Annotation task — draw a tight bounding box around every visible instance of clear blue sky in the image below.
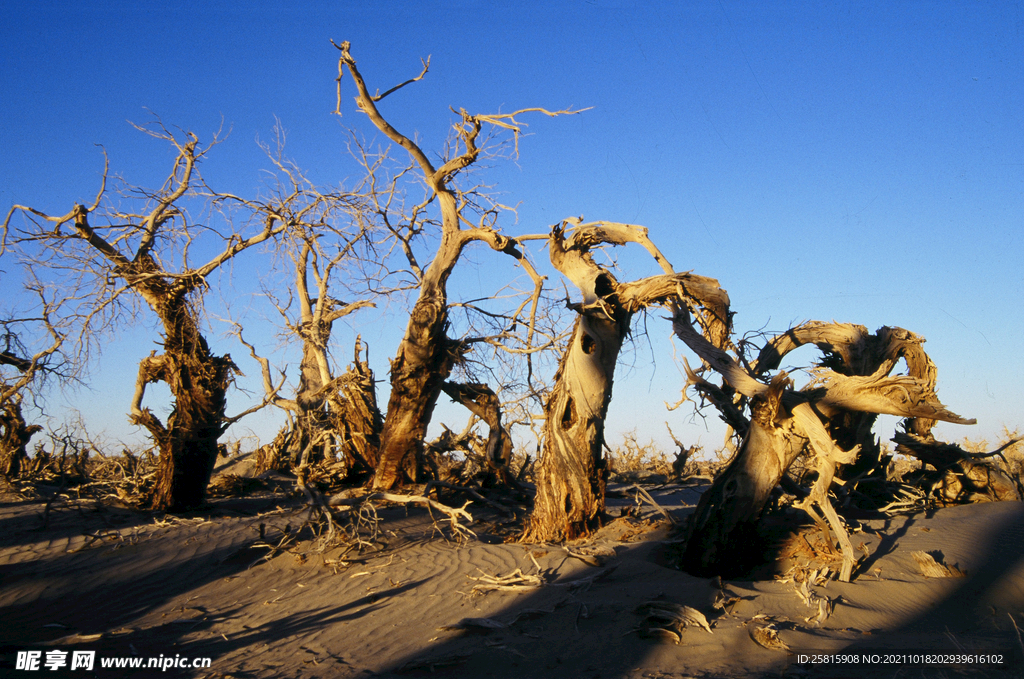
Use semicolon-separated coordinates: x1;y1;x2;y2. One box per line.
2;1;1021;454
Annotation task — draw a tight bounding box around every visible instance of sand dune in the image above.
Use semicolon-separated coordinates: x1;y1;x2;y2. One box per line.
2;483;1022;678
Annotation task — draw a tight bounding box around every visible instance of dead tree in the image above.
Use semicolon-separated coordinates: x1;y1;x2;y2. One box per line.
231;132;379;475
0;399;39;479
525;219;731;541
0;288;65;479
892;430;1020;504
751;322;943;480
673;310;976;580
3;124;287;510
440;381;514;483
329;339;384;476
334;41;571;491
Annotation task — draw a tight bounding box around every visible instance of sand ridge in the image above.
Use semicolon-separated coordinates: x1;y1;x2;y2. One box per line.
1;485;1023;678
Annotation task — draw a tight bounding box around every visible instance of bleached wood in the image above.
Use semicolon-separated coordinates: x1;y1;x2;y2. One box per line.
335;41;579;491
674;308;976;576
528;221;734;541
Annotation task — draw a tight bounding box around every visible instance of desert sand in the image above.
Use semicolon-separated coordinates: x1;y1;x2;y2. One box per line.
2;467;1024;679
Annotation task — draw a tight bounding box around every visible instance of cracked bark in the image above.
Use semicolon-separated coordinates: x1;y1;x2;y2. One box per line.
0;397;41;478
674;313;976;577
130;278;237;511
525;220;730;541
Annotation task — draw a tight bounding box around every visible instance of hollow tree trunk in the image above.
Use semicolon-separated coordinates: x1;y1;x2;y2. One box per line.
525;221;732;542
0;397;41;479
523;223;635;541
525;312;624;541
131;283;236;512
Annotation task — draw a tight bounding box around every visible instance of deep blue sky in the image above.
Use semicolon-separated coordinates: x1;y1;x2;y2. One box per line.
2;1;1021;453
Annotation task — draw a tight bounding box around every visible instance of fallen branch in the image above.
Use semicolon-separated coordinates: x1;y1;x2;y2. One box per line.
629;484;679;525
425;480;517;517
468;568;544;594
328;489;476;539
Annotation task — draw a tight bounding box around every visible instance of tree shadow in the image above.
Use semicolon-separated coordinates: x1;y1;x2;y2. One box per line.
375;495;1024;679
100;581;428;679
832;504;1024;675
367;485;740;679
0;497;306;664
0;497;157;551
0;493;445;678
0;494;291;552
4;485;1024;679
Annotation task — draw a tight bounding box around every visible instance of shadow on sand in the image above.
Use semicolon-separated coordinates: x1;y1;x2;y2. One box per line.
2;488;1024;678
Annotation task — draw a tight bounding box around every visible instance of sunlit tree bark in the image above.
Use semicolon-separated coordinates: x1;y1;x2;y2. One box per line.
525;220;731;541
334;41;572;491
4;124;287;510
673;309;976;579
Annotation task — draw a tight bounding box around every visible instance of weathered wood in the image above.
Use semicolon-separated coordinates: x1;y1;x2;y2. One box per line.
752;322;959;478
328;488;475;539
679;374;805;575
526;220;730;541
373;317;462;489
6;129;287;511
129;284;239;512
337;41;486;491
0;396;41;478
791;402;859;581
894;431;1020;503
335;42;579;491
524;222;637;541
329;340;384;477
674;306;978;576
441;382;513;483
525;314;619;541
0;328;59;479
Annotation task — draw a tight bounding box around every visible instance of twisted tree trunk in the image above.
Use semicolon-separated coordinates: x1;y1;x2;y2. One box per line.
0;396;41;479
131;279;236;512
677;375;807;576
752;323;945;480
374;289;464;488
6;129;286;511
525;314;621;541
335;42;561;492
526;221;730;541
674;311;976;577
